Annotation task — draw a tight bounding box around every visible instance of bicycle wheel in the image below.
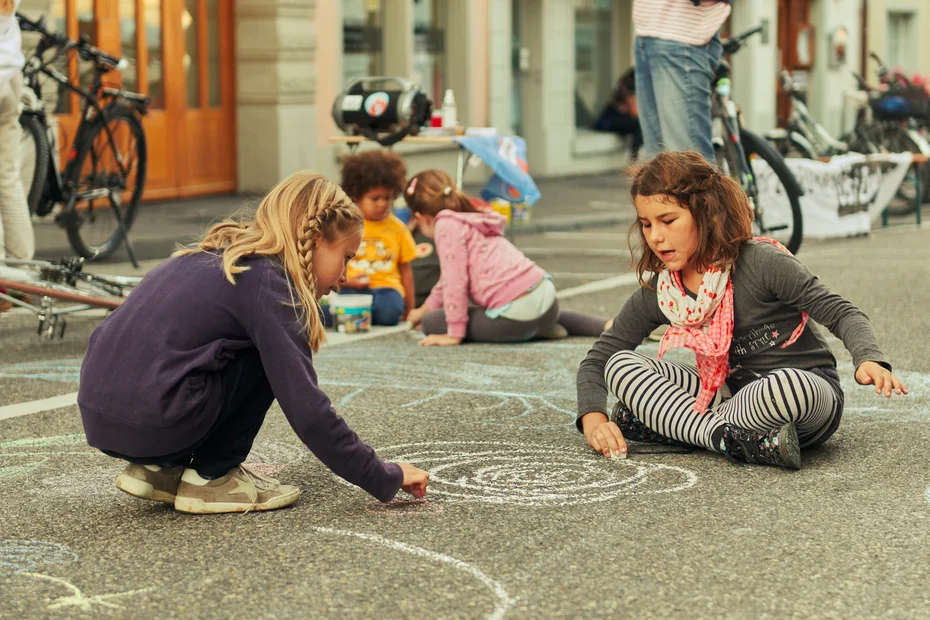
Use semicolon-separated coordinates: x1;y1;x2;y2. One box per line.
18;112;49;216
64;104;147;260
740;129;805;254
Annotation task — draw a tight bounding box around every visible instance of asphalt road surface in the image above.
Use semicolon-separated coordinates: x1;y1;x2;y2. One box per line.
2;223;928;619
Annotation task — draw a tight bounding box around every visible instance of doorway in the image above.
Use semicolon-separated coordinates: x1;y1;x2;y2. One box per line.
54;0;236;201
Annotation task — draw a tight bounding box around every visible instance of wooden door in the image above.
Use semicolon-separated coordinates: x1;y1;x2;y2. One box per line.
53;0;236;201
175;0;236;197
776;0;813;124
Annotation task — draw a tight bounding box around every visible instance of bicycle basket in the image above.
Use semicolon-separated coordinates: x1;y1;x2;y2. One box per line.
870;94;913;121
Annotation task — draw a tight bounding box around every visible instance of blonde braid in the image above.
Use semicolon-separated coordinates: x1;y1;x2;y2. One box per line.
292;199;365;352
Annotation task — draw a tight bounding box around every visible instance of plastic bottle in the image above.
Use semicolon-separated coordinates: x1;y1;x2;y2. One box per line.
441;89;457;130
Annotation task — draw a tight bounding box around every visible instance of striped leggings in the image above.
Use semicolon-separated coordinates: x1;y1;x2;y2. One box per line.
604;351;840;451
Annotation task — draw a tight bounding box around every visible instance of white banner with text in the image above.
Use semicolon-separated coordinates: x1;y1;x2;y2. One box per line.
753;153;913;239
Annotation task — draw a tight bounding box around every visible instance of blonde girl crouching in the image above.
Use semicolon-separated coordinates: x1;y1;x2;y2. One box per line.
79;171;429;514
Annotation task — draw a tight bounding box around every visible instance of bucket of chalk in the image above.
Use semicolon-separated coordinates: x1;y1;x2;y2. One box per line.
329;293;373;333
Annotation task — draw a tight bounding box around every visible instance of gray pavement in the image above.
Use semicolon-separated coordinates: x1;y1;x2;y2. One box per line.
2;214;929;618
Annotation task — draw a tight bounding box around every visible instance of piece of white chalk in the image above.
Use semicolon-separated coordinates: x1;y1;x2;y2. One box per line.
609;451;627;460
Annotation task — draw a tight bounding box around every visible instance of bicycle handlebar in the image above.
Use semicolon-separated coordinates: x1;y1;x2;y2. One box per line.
17;12;123;70
722;25;765;56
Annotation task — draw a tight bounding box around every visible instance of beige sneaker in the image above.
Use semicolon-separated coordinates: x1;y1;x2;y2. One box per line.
115;463;184;503
173;464;301;514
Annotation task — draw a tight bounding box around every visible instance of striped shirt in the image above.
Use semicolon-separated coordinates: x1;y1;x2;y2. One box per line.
633;0;731;46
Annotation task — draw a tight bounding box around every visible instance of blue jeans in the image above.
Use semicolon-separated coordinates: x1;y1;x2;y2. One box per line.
334;287;405;326
634;34;722;163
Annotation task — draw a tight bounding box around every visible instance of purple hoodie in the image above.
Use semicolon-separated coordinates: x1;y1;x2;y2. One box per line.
424;210;545;338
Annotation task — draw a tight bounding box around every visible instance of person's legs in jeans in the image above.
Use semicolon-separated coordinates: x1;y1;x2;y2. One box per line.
370;287;404;325
0;74;35;260
634;36;663;160
648;35;721;163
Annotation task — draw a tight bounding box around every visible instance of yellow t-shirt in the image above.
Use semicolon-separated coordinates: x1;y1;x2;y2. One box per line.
347;215;418;295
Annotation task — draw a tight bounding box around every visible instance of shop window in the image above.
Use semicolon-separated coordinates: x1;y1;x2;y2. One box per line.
412;0;445;105
574;0;613;128
343;0;384;87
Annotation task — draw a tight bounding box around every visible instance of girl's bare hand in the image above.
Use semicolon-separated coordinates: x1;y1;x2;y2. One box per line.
418;334;462;347
407;306;427;329
581;412;627;458
397;463;429;499
855;361;908;398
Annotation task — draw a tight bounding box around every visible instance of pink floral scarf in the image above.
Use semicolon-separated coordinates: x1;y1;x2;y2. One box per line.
656;238;808;412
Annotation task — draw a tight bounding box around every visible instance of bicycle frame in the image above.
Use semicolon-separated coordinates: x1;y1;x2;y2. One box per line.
787;95;848;157
0;258;139;339
712;75;757;200
23;46;134;207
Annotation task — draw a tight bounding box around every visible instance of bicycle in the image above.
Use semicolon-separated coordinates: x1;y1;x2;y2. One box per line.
712;26;805;254
15;12;149;266
0;256;140;339
766;71;852;160
846;52;930;215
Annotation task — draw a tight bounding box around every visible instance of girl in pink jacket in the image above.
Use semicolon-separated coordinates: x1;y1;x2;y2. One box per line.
404;169;611;346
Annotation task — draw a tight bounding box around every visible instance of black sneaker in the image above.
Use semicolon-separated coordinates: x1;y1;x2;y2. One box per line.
719;422;801;470
609;402;686;446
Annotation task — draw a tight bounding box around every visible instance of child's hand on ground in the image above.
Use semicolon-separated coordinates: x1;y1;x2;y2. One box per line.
581;411;627;458
342;275;370;289
855;361;908;397
418;334;463;347
407;306;427;329
398;463;430;499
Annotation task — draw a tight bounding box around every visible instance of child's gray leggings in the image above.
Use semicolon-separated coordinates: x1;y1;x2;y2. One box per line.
421;301;606;343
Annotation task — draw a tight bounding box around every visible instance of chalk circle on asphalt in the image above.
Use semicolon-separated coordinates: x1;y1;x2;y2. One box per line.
363;498;444;516
346;441;698;506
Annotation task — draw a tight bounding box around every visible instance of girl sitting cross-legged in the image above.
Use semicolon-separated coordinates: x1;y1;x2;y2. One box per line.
577;151;907;470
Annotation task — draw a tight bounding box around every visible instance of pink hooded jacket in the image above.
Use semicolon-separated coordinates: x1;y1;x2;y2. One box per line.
423;210;546;338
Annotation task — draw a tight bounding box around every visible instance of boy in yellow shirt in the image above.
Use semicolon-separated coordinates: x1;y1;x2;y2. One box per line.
339;150;417;325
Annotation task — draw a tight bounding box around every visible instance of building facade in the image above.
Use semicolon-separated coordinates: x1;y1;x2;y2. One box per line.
16;0;928;199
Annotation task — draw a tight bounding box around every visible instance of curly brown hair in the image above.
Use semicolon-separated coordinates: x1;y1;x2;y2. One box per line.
628;151;753;286
340;150;407;202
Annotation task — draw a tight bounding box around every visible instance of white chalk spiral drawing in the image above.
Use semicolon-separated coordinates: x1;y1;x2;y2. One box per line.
0;539;153;612
311;527;515;620
349;441;698;506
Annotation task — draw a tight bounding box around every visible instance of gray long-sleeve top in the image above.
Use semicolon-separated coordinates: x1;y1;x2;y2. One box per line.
576;240;889;429
79;253;403;502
